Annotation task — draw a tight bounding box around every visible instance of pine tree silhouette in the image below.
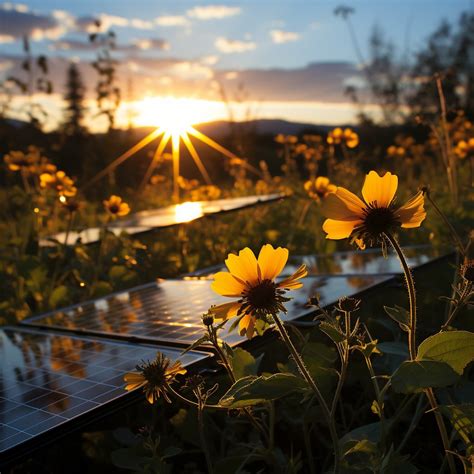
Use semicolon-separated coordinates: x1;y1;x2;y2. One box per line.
62;62;87;136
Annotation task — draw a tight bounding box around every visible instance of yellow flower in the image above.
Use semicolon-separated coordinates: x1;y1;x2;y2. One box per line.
210;244;307;339
321;171;426;247
327;127;359;148
124;352;186;404
40;170;77;197
304;176;337;201
454;138;474;159
275;134;298;145
4;150;34;171
103;195;130;217
387;145;406;158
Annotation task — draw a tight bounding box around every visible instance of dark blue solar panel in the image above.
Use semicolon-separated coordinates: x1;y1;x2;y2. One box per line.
23;275;390;347
0;327;208;457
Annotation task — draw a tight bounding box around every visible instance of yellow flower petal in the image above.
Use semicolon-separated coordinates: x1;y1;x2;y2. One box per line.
225;247;259;285
396;192;426;228
321;190;364;221
361;171;398;208
257;244;289;281
210;301;241;320
322;218;362;239
278;264;307;289
124;372;145;383
211;272;246;297
239;314;256;339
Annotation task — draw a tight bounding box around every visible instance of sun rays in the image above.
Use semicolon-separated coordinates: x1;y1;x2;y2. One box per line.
83;97;261;201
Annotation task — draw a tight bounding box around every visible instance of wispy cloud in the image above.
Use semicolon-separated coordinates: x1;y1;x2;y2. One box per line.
270;29;300;44
155;15;190;27
52;37;169;52
0;3;66;41
132;38;169;51
187;5;241;20
215;37;256;53
74;13;154;33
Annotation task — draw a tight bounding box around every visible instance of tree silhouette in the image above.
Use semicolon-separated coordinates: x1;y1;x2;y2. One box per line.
62;62;87;136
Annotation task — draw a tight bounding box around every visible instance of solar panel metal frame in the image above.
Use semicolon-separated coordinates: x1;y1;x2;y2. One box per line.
0;326;211;467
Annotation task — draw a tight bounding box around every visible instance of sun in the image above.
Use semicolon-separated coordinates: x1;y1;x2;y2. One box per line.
132;97;223;135
85;96;262;202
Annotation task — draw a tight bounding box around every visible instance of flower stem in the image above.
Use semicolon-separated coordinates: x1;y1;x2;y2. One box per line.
425;388;456;474
209;327;270;444
384;233;456;473
424;191;465;257
384;232;417;359
197;397;213;474
442;280;472;330
272;313;340;473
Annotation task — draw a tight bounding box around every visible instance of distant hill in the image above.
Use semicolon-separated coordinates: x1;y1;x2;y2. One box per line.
1;117;355;139
131;119;354;140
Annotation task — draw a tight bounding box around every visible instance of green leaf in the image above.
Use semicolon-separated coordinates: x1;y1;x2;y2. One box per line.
391;360;460;394
219;373;308;408
417;331;474;375
441;404;474;448
48;285;70;309
182;335;209;355
319;321;345;344
340;422;384;447
384;305;410;331
230;347;262;380
90;281;113;297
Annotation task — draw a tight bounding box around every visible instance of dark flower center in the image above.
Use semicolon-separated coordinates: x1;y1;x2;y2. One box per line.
246;279;277;311
142;362;167;387
109;204;119;214
362;206;399;236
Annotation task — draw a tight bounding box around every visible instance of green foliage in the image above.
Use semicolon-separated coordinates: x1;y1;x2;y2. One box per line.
417;330;474;374
391;360;460;393
219;373;308;408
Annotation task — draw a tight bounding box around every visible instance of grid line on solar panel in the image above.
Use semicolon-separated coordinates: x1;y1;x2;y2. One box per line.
0;327;208;454
22;275;391;347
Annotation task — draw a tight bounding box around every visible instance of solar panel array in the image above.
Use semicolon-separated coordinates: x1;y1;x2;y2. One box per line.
190;246;438;278
40;193;285;247
0;327;206;459
1;241;445;464
23;275;389;347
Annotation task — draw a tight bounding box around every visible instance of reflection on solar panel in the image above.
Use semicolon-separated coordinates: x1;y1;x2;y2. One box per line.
0;327;207;458
40;193;285;247
190;246;439;278
23;275;389;347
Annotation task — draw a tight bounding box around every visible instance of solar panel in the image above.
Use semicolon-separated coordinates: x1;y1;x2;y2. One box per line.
23;275;390;347
0;327;208;459
40;193;285;247
190;246;439;278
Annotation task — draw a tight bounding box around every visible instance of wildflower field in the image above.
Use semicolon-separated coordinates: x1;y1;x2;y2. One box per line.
1;2;474;473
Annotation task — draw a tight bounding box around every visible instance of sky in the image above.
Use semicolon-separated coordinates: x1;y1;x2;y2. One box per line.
0;0;472;131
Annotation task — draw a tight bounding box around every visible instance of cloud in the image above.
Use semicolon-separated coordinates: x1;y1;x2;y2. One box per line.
52;37;169;52
215;37;256;53
74;13;153;33
155;15;190;27
187;5;241;20
201;55;219;65
132;38;169;51
0;3;66;41
270;30;300;44
130;18;153;29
